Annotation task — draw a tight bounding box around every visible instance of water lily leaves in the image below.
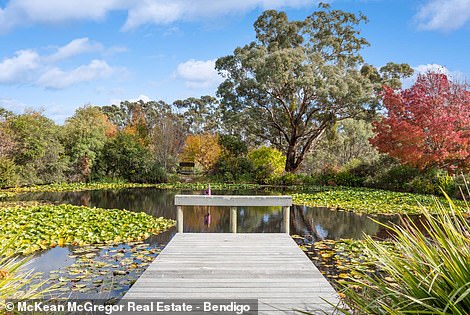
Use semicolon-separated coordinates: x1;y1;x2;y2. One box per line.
34;242;164;300
292;187;466;215
296;237;397;291
0;204;175;255
113;270;127;276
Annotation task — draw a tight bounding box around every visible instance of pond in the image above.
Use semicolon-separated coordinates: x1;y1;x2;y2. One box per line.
15;188;405;299
18;187;402;238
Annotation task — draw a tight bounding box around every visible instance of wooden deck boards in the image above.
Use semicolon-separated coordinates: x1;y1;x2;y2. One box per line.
122;233;341;314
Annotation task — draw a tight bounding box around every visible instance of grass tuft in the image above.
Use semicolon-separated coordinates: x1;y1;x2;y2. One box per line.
338;191;470;314
1;241;48;308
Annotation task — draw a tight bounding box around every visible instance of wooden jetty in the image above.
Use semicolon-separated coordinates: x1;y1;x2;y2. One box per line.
122;196;340;314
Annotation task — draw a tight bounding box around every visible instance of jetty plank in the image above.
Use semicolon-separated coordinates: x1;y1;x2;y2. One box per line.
122;233;341;314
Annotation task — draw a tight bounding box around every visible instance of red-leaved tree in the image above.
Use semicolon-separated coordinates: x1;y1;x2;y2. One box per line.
370;72;470;172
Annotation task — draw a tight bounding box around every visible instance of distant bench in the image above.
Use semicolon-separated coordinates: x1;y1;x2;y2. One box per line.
178;162;195;175
174;195;292;234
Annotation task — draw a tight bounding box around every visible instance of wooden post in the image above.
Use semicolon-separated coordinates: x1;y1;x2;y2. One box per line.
282;206;290;234
177;206;183;233
230;207;237;233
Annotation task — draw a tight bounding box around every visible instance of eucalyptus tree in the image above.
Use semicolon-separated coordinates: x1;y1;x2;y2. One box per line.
173;96;220;134
102;100;185;171
216;4;412;172
102;100;173;132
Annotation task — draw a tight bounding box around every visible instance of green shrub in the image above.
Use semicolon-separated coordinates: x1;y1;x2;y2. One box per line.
141;163;168;183
0;157;19;188
218;135;248;156
401;169;459;198
334;170;364;187
312;166;340;186
310;165;364;187
212;156;256;182
275;173;299;185
365;164;419;191
92;133;168;183
339;193;470;314
248;147;286;184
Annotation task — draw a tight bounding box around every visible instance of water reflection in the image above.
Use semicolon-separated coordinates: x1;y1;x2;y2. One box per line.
18;188;402;240
16;188;407;299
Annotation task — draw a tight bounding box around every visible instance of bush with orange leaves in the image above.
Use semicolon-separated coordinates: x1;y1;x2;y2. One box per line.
180;134;222;173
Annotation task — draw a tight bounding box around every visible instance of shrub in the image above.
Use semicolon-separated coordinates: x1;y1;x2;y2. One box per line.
269;173;315;186
365;164;419;191
311;165;340;186
180;134;222;173
0;157;19;188
339;193;470;314
218;135;248;156
334;170;364;187
311;165;365;187
93;133;167;183
212;156;256;183
248;147;286;184
404;169;458;197
141;163;168;183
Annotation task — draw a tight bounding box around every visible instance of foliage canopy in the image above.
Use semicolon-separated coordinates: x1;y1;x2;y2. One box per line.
370;72;470;173
216;4;412;172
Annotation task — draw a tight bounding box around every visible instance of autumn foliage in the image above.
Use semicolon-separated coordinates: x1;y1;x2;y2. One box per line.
180;134;222;173
370;72;470;172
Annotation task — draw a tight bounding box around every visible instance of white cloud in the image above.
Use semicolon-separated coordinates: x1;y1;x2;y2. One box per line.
109;94;152;106
37;60;116;89
123;0;311;30
123;1;182;30
0;38;123;88
414;64;466;81
0;0;312;32
0;49;40;84
0;97;27;113
402;64;467;88
0;0;125;32
415;0;470;31
47;38;103;62
174;59;223;89
133;94;152;102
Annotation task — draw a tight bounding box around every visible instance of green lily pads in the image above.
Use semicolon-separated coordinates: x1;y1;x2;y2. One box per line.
0;204;175;254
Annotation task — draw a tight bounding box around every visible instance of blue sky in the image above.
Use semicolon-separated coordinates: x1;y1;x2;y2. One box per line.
1;0;469;123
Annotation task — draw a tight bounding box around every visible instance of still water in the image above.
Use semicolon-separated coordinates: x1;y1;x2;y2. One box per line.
16;188;403;299
19;187;400;239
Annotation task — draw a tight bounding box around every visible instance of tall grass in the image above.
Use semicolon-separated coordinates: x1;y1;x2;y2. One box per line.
0;243;46;310
339;191;470;314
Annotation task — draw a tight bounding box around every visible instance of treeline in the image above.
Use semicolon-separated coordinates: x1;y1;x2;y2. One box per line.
0;97;287;188
0;97;284;188
0;98;467;198
0;100;184;187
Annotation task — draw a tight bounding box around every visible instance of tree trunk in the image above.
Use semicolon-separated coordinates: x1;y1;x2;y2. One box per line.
285;143;299;173
284;126;328;173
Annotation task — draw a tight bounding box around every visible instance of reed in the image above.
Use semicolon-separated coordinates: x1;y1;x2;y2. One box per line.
0;242;47;310
339;190;470;314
